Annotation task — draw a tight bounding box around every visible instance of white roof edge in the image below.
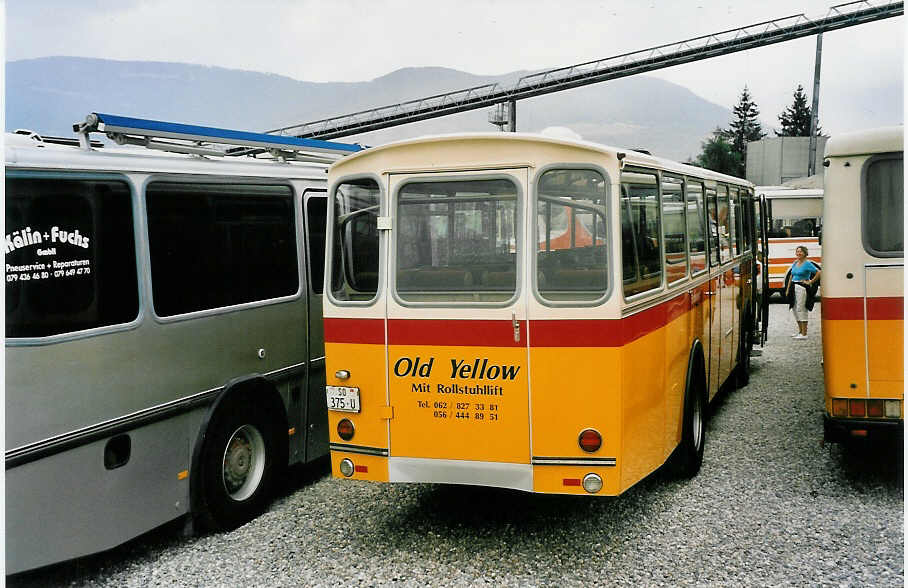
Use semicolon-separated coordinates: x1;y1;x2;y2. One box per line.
5;132;330;179
756;186;824;198
825;126;903;158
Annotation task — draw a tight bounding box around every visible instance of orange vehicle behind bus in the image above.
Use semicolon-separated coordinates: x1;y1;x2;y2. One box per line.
821;126;903;442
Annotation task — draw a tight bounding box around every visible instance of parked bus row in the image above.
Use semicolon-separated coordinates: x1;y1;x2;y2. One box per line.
6;119;901;575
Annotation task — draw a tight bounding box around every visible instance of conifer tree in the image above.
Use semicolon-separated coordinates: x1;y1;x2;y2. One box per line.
775;84;821;136
720;86;765;176
694;128;742;177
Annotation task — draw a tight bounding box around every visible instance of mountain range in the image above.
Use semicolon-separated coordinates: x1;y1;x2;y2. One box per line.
6;57;735;161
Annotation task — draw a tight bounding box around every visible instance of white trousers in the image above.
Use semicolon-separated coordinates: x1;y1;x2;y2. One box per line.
792;285;809;322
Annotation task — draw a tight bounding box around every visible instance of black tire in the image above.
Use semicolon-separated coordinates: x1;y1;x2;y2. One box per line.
197;397;281;531
735;315;753;387
670;361;706;479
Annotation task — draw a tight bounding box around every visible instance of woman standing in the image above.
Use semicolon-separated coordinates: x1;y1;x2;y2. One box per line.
786;245;821;339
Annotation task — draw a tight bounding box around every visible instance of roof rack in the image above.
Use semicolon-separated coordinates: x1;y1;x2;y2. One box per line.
74;112;364;163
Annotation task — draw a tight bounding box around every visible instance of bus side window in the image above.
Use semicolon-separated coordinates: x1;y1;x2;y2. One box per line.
146;182;298;316
706;188;720;267
728;187;739;257
686;180;707;274
717;185;730;262
6;177;139;338
305;195;330;294
621;169;662;297
662;174;687;284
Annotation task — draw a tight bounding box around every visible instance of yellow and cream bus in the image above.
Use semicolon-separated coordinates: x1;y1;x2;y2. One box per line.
322;133;761;496
757;186;823;295
821;126;903;443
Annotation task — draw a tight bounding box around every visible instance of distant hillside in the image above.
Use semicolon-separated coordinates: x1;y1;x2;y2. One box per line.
6;57;733;161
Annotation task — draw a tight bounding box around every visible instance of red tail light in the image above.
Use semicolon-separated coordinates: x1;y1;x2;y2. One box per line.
562;478;581;486
849;399;866;417
337;418;355;441
832;398;848;417
578;429;602;453
867;399;884;417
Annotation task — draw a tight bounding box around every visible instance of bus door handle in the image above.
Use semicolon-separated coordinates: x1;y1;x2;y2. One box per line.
512;313;521;343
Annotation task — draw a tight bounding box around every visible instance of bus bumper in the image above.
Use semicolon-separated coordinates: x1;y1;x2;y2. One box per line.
823;415;903;444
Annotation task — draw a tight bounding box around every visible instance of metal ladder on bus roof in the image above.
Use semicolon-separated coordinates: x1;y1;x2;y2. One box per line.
74;112;364;163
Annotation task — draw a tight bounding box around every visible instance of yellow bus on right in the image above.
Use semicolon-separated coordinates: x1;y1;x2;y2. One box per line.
821;126;903;443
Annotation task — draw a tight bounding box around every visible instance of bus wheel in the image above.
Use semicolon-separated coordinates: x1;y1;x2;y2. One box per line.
670;368;706;478
198;398;279;531
735;317;753;387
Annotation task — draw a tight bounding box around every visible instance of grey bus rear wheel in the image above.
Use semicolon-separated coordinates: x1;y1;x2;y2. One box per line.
198;398;279;531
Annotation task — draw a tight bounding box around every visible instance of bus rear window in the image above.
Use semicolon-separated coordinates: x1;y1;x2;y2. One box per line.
5;177;138;338
863;155;903;256
396;179;518;303
536;169;608;301
332;179;381;301
146;182;298;316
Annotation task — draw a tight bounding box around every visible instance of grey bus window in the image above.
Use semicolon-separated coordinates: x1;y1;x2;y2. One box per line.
662;174;687;284
728;187;739;257
397;179;518;303
621;170;662;297
306;196;329;295
706;188;720;267
863;156;904;256
6;177;138;338
333;179;380;301
537;169;608;301
687;181;707;274
717;185;731;263
147;183;298;317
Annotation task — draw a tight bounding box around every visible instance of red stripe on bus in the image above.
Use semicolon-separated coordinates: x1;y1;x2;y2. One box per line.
769;237;819;243
529;291;691;347
822;297;904;320
388;319;525;347
324;318;385;344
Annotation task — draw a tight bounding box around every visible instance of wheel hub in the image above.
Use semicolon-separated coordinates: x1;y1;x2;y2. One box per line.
221;424;266;500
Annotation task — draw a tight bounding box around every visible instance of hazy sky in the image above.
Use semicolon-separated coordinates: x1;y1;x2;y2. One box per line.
4;0;905;136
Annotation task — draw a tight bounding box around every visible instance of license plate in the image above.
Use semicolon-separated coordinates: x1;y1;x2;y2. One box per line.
326;386;361;413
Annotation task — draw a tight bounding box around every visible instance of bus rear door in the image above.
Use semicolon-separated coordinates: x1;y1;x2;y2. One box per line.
384;170;533;491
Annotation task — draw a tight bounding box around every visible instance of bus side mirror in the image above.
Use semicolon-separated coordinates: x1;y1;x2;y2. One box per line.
817;228;822;246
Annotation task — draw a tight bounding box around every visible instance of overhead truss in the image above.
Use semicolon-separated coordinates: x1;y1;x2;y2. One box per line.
270;0;902;140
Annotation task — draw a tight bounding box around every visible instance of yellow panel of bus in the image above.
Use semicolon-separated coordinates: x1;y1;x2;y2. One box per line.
323;133;759;496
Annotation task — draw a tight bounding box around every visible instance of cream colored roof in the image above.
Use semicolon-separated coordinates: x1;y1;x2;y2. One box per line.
330;132;752;187
825;126;903;158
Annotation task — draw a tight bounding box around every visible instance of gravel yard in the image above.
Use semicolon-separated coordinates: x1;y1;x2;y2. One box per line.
9;302;903;587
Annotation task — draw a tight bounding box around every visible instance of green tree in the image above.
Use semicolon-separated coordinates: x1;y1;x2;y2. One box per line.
775;84;822;136
694;128;742;177
720;86;765;176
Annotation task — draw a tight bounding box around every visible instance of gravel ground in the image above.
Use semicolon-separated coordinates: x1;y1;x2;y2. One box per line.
9;302;903;587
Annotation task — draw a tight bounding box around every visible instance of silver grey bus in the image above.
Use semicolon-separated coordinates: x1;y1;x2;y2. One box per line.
4;121;359;574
